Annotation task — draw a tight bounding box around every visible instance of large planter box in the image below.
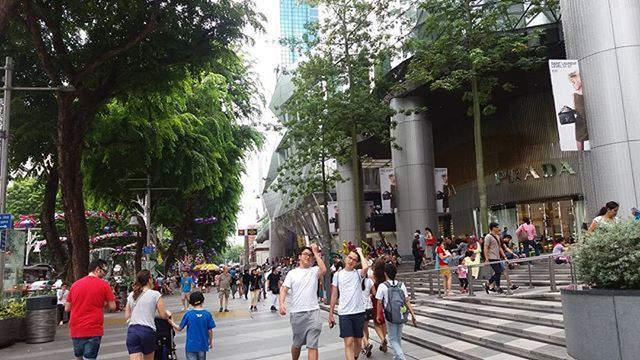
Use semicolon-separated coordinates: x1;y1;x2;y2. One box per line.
561;285;640;360
0;317;23;348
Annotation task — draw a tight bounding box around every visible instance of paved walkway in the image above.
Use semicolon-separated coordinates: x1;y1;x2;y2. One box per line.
1;291;449;360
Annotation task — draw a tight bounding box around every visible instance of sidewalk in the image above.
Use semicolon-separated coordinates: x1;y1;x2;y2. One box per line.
0;290;450;360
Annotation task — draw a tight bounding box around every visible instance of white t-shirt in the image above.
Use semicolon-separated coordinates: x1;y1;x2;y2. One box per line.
282;266;320;313
332;269;365;315
362;277;373;310
375;280;408;308
127;289;162;330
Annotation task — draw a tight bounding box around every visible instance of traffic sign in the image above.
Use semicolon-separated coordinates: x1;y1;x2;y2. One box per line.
0;214;13;229
143;246;155;254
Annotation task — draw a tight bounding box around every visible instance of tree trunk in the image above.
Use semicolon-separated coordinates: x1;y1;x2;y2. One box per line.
134;216;147;274
40;166;67;277
471;77;488;235
57;96;99;281
0;0;16;35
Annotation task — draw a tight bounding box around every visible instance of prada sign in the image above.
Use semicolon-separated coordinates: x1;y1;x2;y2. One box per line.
495;161;576;185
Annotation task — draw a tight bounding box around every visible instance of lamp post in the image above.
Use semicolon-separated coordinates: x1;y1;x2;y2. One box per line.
0;56;75;295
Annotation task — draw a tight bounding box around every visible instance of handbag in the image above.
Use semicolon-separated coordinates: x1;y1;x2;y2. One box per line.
558;105;576;125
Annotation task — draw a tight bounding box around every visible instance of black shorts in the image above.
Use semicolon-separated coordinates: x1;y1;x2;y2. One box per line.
364;308;374;321
339;312;365;338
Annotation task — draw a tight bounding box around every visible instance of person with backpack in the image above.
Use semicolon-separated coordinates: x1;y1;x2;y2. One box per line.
516;217;538;257
328;247;369;360
375;262;417;360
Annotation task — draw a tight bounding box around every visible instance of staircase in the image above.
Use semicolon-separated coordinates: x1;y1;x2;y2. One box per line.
365;258;575;359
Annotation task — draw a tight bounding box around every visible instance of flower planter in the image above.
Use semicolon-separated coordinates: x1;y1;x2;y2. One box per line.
561;285;640;360
0;317;23;348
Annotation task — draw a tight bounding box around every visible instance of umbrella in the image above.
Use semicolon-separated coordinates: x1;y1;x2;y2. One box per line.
193;264;218;271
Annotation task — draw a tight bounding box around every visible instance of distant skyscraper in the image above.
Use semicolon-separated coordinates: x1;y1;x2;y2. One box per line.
279;0;318;65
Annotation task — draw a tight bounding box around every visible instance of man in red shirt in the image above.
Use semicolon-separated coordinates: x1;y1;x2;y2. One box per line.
65;259;116;360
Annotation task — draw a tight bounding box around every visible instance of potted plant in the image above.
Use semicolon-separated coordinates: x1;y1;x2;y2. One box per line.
561;220;640;360
0;298;26;348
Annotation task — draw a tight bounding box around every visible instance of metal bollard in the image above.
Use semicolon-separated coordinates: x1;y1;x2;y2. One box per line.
548;256;557;292
468;268;475;296
436;272;442;298
527;261;534;288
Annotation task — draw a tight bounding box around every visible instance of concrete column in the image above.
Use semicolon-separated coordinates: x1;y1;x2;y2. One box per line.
562;0;640;215
268;221;287;260
336;161;362;243
390;96;438;257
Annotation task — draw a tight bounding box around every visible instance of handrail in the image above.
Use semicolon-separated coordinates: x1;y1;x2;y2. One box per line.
398;251;575;298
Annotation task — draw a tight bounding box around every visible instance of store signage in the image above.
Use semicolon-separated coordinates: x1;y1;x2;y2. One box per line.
247;229;258;236
494;161;576;185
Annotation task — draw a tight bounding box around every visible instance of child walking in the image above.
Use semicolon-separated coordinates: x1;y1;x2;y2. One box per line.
169;291;216;360
457;258;469;294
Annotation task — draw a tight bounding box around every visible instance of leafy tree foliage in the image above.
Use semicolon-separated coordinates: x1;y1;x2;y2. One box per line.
405;0;550;233
6;177;43;216
3;0;262;280
277;0;402;243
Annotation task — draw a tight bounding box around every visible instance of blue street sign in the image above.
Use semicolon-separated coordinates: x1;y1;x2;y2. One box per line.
143;246;155;254
0;214;13;229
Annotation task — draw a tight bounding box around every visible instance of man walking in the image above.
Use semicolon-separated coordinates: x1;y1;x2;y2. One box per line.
180;271;195;310
328;247;369;360
267;266;282;311
484;222;507;294
65;259;116;360
411;234;422;272
280;244;327;360
218;266;232;312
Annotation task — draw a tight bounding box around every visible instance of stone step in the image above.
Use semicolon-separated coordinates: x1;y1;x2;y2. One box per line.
414;306;566;346
413;314;572;360
417;298;564;328
401;322;529;360
456;296;563;314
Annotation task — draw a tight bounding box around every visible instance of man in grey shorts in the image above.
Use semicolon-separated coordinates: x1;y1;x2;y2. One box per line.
280;243;327;360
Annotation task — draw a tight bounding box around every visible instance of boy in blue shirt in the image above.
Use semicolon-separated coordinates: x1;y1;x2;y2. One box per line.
169;291;215;360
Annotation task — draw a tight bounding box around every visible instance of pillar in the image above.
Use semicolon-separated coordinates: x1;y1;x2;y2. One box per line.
562;0;640;216
390;96;438;257
336;161;363;244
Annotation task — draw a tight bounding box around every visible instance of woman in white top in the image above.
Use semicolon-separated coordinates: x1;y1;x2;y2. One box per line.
125;269;170;360
361;272;375;357
588;201;620;233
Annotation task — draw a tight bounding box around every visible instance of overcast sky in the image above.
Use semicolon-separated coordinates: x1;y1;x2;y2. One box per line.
231;0;282;244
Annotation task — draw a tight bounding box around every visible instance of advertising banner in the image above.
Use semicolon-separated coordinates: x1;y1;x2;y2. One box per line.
328;201;339;233
435;168;454;214
379;167;396;214
549;60;590;151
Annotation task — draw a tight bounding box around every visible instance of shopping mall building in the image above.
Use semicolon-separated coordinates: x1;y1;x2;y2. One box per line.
262;0;640;258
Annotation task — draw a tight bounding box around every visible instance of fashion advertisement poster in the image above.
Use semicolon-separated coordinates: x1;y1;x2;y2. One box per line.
379;167;396;213
435;168;454;214
549;60;591;151
328;201;339;233
364;201;374;232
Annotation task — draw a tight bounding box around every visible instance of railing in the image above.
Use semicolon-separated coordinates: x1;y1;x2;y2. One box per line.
398;252;577;299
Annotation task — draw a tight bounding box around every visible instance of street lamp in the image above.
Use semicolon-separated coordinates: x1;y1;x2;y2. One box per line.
0;56;75;295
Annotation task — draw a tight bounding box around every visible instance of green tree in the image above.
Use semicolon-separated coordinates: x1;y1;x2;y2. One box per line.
278;0;401;244
6;177;43;216
215;244;245;264
405;0;551;233
4;1;262;280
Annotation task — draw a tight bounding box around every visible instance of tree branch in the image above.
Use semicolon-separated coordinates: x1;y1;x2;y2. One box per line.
22;0;61;84
73;0;161;85
40;1;77;77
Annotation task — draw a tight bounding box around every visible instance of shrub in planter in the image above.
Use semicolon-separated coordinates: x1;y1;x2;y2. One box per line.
562;220;640;360
0;298;27;348
573;220;640;289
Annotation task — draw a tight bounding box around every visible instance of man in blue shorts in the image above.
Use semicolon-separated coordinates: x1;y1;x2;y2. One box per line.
180;271;195;310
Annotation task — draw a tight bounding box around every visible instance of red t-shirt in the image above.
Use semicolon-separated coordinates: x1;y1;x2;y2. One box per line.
426;234;435;246
436;245;448;267
68;275;115;338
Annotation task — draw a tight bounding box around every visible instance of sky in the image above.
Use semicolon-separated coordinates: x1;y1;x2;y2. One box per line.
230;0;282;245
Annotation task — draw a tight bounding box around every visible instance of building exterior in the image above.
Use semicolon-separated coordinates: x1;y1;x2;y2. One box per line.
264;1;639;259
279;0;319;65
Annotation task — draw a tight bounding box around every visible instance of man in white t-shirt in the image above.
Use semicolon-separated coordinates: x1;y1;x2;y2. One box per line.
328;247;368;360
279;243;327;360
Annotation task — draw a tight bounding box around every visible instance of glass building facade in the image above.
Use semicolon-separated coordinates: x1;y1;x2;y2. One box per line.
279;0;318;65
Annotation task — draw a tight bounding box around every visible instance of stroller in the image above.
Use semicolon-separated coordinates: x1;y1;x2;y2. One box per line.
154;317;178;360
